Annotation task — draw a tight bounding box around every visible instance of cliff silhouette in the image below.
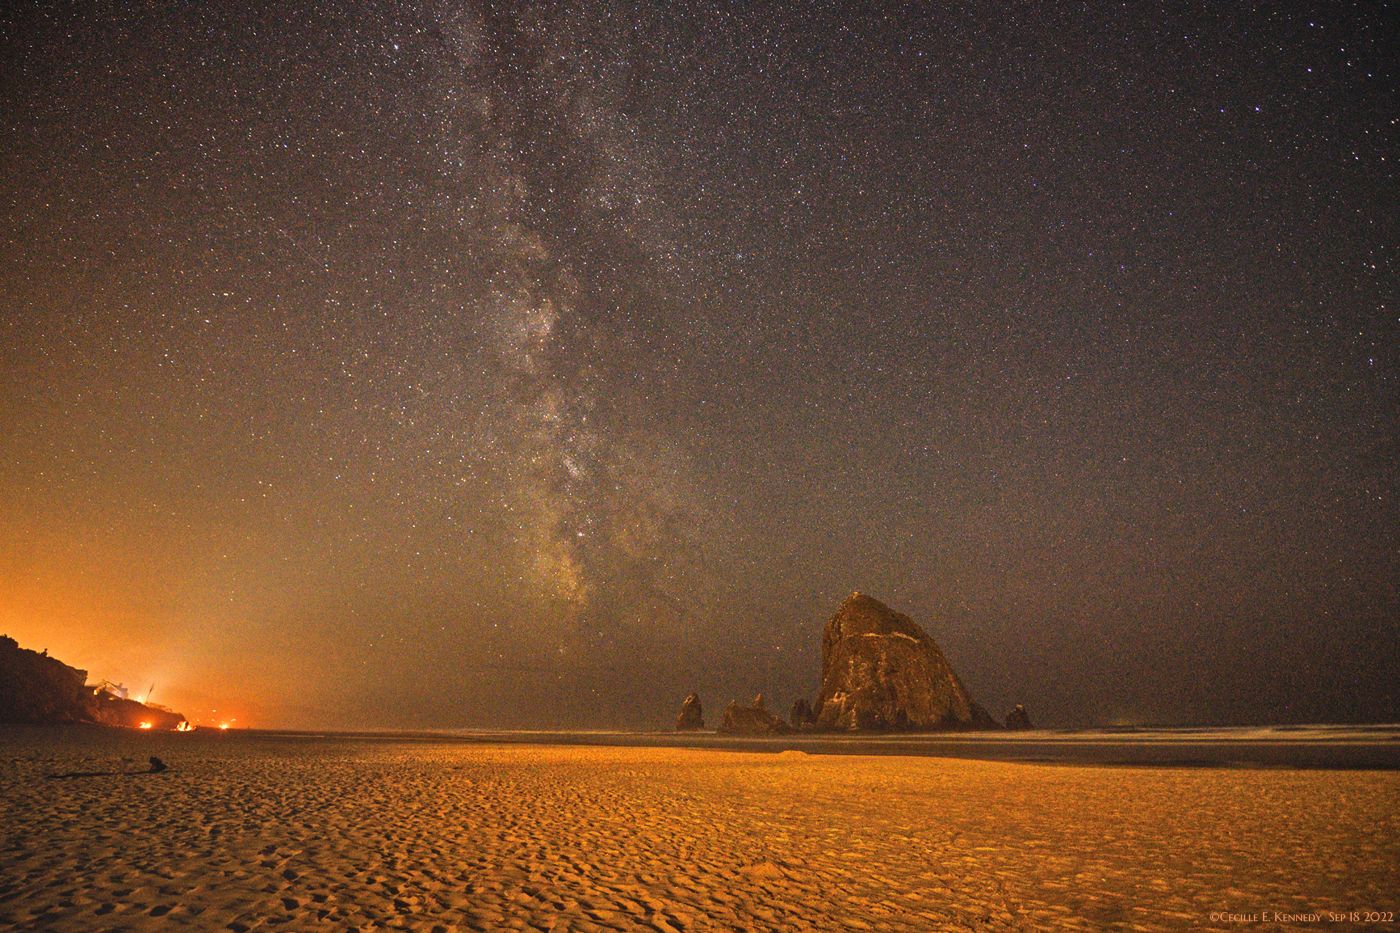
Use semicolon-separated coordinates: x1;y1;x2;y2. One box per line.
0;635;187;729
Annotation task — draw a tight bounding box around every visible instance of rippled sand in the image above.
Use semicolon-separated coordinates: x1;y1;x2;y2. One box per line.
2;732;1396;930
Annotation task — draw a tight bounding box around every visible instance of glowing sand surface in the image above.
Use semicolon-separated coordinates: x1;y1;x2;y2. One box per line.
2;729;1396;930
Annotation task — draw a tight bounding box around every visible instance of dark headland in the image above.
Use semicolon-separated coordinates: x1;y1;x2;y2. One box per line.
0;634;187;730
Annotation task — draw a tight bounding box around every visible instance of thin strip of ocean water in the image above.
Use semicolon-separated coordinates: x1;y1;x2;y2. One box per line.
9;723;1391;769
353;723;1400;769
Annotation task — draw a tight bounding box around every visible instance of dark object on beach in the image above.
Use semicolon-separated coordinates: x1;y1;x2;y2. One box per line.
1005;705;1034;730
675;693;705;731
789;697;816;729
815;592;981;731
717;694;791;735
47;756;173;780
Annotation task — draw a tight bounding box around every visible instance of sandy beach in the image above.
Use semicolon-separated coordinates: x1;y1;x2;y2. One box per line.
2;729;1396;931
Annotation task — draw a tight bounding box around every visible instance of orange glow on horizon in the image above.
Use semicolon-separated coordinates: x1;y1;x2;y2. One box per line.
137;721;152;729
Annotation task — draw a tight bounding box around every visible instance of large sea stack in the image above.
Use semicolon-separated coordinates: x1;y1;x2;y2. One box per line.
815;592;978;730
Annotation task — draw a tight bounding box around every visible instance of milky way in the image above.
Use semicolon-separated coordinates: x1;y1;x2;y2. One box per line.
421;4;703;637
1;2;1394;728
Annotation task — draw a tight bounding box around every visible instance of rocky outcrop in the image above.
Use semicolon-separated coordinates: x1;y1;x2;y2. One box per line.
0;635;187;729
815;593;979;730
717;694;791;735
1005;704;1033;730
675;693;705;731
0;635;91;723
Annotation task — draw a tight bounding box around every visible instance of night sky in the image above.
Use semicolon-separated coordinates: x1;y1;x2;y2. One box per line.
2;2;1394;730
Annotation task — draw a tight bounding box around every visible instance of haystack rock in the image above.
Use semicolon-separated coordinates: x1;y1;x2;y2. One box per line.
717;693;791;735
675;693;705;731
815;592;978;730
1005;704;1033;730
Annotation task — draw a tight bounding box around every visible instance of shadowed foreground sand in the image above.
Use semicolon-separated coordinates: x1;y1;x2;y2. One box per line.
3;737;1396;930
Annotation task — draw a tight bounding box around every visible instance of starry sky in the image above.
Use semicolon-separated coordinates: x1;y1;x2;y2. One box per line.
2;1;1395;730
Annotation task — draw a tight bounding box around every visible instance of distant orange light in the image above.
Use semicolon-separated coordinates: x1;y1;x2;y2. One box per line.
138;721;153;730
175;721;194;732
219;722;230;730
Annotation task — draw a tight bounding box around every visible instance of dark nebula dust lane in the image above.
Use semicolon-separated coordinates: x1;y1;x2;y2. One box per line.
0;2;1394;729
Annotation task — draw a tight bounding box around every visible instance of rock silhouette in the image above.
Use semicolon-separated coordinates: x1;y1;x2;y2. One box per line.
675;693;705;731
815;592;978;730
1005;704;1033;730
0;634;187;729
717;694;791;735
0;634;91;723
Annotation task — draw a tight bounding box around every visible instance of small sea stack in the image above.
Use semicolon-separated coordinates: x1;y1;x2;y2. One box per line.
675;693;705;731
717;694;790;735
1005;705;1034;730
